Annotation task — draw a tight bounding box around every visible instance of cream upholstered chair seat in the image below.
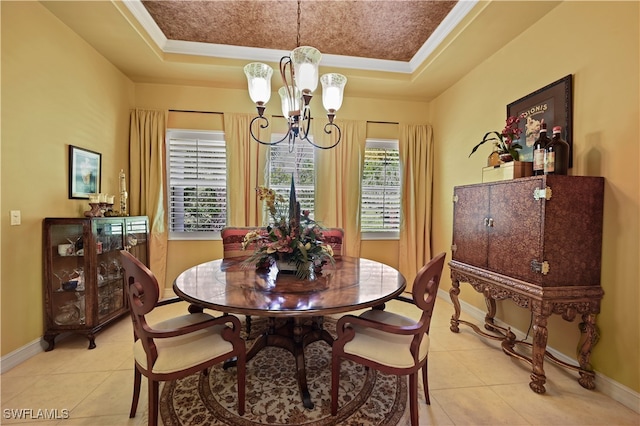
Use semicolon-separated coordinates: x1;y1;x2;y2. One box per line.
332;252;446;426
342;310;430;369
132;313;234;374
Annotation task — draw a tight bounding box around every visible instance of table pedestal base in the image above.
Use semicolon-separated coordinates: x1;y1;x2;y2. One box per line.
226;315;334;409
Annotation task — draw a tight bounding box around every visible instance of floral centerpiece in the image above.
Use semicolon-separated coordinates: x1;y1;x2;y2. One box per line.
241;180;335;279
469;114;525;162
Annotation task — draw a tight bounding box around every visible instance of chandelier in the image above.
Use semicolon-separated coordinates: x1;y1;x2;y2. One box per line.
243;3;347;150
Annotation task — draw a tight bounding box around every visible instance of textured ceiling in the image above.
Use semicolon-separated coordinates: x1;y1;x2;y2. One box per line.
40;1;563;101
141;0;457;62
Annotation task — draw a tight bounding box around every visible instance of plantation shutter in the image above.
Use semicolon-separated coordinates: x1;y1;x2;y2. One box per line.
167;130;227;234
361;139;401;233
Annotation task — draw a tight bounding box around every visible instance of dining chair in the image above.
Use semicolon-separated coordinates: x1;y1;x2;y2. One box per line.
322;228;344;259
221;226;260;259
119;250;246;426
331;252;446;426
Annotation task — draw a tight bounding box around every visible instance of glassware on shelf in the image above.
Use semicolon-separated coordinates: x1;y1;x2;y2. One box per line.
113;287;124;310
108;259;121;279
67;235;83;254
54;302;81;325
75;293;86;324
72;268;85;291
53;270;70;292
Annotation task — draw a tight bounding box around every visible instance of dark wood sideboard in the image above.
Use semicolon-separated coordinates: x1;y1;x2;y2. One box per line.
449;175;604;394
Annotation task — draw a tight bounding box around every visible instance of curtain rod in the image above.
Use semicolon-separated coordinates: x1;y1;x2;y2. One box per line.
169;109;224;115
367;120;399;125
169;109;287;119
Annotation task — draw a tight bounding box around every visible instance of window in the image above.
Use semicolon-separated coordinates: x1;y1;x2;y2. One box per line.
268;138;315;218
361;139;401;238
166;130;227;239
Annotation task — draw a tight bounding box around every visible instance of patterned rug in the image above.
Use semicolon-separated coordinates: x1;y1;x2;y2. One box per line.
159;317;409;425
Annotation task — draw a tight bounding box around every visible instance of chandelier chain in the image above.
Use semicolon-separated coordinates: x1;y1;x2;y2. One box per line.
296;0;301;48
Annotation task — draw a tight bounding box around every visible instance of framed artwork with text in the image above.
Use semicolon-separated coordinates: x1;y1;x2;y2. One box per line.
507;75;573;167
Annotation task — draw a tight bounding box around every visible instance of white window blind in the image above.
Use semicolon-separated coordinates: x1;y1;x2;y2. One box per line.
268;138;315;218
167;130;227;238
361;139;401;237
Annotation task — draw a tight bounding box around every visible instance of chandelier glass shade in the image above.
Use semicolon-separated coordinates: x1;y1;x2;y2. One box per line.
244;46;347;150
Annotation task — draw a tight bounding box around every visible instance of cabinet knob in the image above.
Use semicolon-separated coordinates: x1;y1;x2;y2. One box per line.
484;217;494;227
488;218;494;227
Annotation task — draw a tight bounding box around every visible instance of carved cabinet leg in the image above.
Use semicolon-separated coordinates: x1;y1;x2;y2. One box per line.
449;278;461;333
483;293;500;333
529;312;549;394
577;312;599;390
43;332;57;351
87;333;96;350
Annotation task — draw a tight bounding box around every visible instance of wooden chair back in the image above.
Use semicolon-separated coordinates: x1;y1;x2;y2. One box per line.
221;227;261;259
321;227;344;258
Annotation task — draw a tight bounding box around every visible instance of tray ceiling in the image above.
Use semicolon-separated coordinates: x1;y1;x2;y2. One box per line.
140;0;457;62
40;1;562;101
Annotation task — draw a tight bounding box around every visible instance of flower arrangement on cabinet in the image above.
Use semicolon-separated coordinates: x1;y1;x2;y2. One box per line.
241;182;335;279
469;114;525;161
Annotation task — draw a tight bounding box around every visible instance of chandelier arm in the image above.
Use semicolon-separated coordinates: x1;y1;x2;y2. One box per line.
288;132;295;153
280;56;294;104
298;107;312;141
305;122;342;150
249;116;291;146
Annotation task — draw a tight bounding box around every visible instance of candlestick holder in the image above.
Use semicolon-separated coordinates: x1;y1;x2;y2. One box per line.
120;190;128;217
84;203;103;217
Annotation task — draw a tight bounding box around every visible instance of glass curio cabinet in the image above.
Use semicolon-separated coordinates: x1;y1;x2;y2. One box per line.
42;216;149;350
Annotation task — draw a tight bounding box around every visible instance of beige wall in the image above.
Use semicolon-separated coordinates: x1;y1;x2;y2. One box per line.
1;2;134;355
430;1;639;392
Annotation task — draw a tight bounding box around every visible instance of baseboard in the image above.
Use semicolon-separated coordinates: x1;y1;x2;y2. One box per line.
436;288;640;414
1;337;45;374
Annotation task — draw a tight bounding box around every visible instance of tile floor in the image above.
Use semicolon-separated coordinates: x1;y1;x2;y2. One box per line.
1;297;638;425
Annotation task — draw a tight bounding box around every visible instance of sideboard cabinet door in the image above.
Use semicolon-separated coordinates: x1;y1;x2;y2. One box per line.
452;175;604;287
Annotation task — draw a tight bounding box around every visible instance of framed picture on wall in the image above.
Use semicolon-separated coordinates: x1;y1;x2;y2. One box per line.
69;145;101;199
507;75;573;167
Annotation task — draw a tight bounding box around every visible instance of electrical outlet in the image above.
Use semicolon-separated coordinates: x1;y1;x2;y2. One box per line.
10;210;21;226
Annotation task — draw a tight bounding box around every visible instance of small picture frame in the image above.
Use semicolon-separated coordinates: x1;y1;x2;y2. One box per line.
507;75;573;167
69;145;101;199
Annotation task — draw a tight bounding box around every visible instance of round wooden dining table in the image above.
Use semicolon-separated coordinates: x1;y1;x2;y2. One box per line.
173;256;406;408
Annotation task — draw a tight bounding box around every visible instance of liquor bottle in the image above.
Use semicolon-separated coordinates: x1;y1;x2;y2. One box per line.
532;120;549;175
544;126;570;175
487;142;501;167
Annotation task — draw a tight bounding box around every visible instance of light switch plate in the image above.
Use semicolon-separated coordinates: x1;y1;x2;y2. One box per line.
10;210;21;225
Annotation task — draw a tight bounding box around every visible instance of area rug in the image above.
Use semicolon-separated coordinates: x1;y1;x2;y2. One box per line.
159;317;409;425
